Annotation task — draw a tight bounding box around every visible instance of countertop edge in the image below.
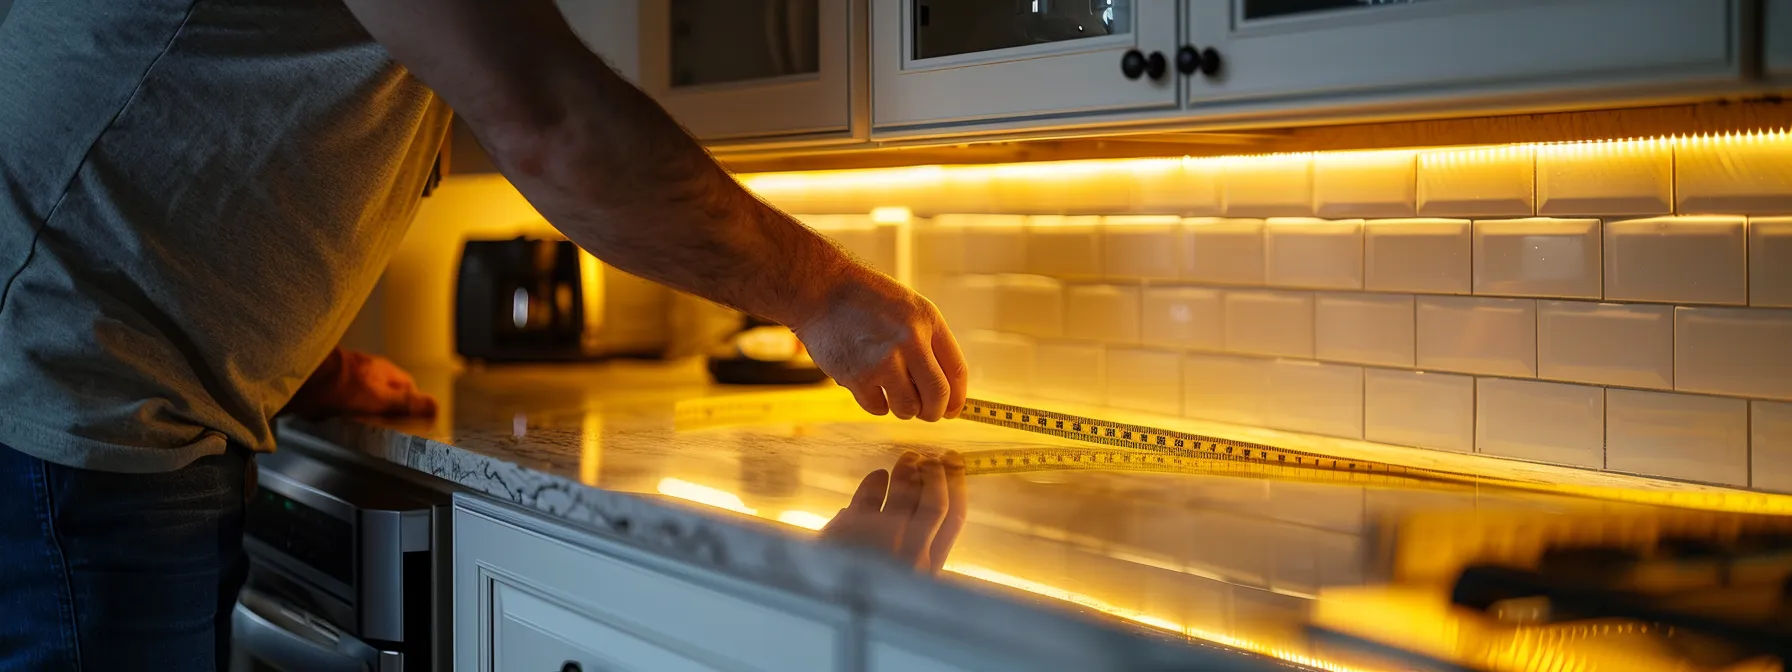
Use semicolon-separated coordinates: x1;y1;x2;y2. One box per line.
277;417;1245;670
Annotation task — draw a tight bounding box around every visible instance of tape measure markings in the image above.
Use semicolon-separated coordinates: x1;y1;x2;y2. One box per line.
960;398;1494;484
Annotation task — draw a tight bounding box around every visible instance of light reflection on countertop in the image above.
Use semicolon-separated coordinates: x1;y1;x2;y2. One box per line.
301;360;1792;672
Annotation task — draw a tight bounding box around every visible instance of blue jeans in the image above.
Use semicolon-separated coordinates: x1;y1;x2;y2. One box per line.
0;442;249;671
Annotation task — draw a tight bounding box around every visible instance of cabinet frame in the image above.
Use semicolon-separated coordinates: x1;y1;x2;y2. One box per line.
638;0;869;148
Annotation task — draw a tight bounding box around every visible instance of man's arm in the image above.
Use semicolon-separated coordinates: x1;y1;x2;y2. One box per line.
341;0;966;420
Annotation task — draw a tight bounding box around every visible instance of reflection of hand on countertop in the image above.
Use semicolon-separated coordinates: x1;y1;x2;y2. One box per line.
283;348;439;420
819;450;967;574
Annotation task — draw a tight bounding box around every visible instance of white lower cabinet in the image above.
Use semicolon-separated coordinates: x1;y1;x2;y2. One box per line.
454;500;851;672
863;623;1036;672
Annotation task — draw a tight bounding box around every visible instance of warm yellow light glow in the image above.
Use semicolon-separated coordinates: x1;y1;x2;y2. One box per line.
775;510;833;530
737;129;1790;215
869;206;913;224
944;563;1381;672
579;414;602;486
646;482;1384;670
655;478;757;515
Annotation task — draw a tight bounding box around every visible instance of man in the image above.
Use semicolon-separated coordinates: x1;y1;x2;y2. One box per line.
0;0;969;669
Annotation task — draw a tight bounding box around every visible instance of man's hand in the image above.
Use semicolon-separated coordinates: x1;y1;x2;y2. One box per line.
284;349;438;420
819;451;968;573
795;269;968;421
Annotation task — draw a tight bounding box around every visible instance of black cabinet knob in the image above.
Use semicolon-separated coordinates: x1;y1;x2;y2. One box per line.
1198;46;1222;76
1120;49;1146;79
1176;45;1202;75
1145;51;1167;80
1178;45;1223;77
562;662;582;672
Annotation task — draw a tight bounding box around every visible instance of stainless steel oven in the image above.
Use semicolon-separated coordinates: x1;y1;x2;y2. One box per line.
232;443;452;671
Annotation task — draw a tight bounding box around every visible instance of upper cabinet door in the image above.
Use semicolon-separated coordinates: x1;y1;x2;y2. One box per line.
872;0;1180;138
1768;0;1792;78
639;0;866;147
1183;0;1742;116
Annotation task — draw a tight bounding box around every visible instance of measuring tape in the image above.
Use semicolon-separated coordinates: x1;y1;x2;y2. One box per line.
674;393;1792;514
957;398;1792;515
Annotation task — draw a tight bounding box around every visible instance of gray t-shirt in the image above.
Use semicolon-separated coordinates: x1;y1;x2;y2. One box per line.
0;0;452;472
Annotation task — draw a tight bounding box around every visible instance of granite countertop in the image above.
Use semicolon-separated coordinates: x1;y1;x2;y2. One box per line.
280;359;1792;671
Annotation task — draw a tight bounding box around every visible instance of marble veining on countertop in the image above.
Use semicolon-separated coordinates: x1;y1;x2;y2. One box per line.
279;360;1792;671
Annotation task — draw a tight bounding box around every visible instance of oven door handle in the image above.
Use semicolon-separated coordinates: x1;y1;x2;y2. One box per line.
233;593;387;672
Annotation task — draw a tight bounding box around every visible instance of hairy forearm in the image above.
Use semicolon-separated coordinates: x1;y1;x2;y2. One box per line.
468;47;854;328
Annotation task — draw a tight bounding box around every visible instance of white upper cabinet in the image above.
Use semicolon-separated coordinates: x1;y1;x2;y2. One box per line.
558;0;643;82
1183;0;1743;117
1769;0;1792;78
872;0;1180;138
638;0;867;147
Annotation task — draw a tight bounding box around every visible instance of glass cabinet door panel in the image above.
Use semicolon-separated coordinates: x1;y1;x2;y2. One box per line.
912;0;1131;60
670;0;821;87
1242;0;1438;21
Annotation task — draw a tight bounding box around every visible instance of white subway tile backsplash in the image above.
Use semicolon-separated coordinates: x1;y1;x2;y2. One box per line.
1362;218;1472;294
1474;218;1602;299
967;331;1035;392
1184;353;1270;426
1027;215;1104;278
1314;150;1417;219
1537;301;1674;389
1675;307;1792;401
958;215;1029;274
1476;378;1604;469
993;274;1064;338
1753;401;1792;493
1676;136;1792;214
1315;293;1414;367
1266;359;1364;439
1604;216;1747;305
1182;218;1266;285
1418;146;1535;217
1065;285;1141;344
1102;216;1183;281
1364;369;1475;453
1416;296;1537;377
1036;342;1106;406
1751;217;1792;307
1222;155;1315;217
1605;390;1748;486
885;138;1792;490
1224;290;1315;358
1107;348;1184;417
1535;140;1673;216
1264;218;1364;290
913;221;965;275
1133;158;1224;215
937;274;997;332
1142;287;1224;350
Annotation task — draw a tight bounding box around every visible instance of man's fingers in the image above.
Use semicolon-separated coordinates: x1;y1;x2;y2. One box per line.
908;344;952;422
408;392;439;417
843;381;890;416
898;457;950;568
882;451;924;518
932;327;969;419
880;361;923;421
928;451;968;573
848;469;890;512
